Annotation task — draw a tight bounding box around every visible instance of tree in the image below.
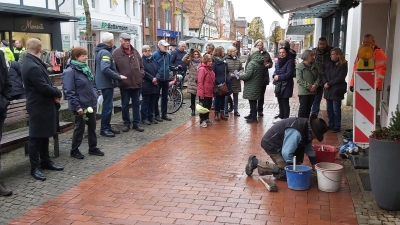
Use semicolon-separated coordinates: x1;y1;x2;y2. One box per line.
248;17;265;41
197;0;223;39
82;0;92;41
268;21;283;55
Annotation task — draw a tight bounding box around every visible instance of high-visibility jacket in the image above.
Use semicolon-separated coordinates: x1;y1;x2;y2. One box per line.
1;47;15;61
350;45;387;91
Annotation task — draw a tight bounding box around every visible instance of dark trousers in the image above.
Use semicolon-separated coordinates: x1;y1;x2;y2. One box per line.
190;94;196;110
0;110;6;180
29;137;51;170
326;99;342;128
277;98;290;119
249;99;257;119
311;86;323;116
120;88;141;127
100;88;114;132
298;95;316;118
71;110;97;152
141;93;157;121
155;81;169;117
257;85;267;112
214;95;226;112
199;97;212;123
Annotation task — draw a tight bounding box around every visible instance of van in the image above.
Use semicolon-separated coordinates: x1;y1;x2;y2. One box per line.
202;40;236;55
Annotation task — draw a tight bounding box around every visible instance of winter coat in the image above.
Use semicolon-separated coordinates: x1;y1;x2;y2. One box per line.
113;45;144;89
141;55;160;95
273;58;295;98
170;47;188;72
313;46;333;84
8;61;25;99
94;43;121;90
152;49;171;81
296;62;319;96
197;62;215;98
182;52;200;95
239;51;264;100
62;63;98;112
22;53;62;138
322;61;348;100
245;50;273;86
212;58;232;96
0;50;12;113
225;54;243;93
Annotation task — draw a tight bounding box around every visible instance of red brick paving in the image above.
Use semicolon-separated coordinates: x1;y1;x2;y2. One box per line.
8;87;357;225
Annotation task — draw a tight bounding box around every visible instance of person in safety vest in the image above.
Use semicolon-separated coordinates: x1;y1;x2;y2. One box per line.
0;41;15;61
13;40;25;62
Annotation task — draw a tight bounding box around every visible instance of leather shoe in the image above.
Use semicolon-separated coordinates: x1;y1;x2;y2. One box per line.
0;181;12;196
89;148;104;156
41;161;64;171
100;130;115;137
258;112;264;117
31;168;46;181
133;125;144;132
122;125;130;132
70;149;84;159
161;116;172;121
110;128;120;134
155;116;163;122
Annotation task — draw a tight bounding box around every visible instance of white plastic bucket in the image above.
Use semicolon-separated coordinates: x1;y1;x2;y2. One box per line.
315;162;344;192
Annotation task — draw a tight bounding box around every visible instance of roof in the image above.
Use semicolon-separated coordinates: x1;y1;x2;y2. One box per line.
286;24;315;35
0;5;78;21
263;0;333;16
290;1;338;19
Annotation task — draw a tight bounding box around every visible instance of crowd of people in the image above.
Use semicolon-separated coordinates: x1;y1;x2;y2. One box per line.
0;32;386;195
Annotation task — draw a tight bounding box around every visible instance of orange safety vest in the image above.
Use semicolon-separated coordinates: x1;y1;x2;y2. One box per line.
350;46;387;91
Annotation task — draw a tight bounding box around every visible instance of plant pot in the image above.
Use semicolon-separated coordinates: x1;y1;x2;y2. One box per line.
369;138;400;211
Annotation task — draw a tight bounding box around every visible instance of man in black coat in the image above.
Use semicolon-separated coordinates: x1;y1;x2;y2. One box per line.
0;49;13;196
22;38;64;181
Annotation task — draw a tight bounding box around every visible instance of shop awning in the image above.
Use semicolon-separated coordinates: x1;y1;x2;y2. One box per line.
290;1;338;19
264;0;334;16
0;5;78;22
286;24;315;35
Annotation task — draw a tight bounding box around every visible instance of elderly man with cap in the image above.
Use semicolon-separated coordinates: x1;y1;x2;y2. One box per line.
113;33;145;132
152;40;173;122
245;114;328;180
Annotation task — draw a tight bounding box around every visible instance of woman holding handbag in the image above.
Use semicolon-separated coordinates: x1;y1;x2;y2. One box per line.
197;54;215;128
183;48;202;116
273;47;295;124
212;46;232;121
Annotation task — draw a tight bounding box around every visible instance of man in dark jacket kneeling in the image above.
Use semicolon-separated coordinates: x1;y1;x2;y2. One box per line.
245;115;328;180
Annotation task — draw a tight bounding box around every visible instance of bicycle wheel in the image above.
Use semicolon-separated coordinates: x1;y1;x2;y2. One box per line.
167;87;183;114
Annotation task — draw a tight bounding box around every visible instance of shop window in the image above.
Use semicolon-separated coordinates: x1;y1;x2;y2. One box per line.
12;32;52;52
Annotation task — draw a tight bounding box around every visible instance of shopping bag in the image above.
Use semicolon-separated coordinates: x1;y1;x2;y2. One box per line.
196;103;210;114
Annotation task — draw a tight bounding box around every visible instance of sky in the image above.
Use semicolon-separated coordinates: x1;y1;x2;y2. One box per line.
230;0;288;35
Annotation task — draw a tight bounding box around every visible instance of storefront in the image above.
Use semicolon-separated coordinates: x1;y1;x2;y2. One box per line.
157;29;182;46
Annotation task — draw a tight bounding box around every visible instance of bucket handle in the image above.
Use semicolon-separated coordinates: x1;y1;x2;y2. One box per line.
321;171;341;182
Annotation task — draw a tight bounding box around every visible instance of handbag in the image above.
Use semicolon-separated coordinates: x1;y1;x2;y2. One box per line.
216;66;229;96
273;80;288;96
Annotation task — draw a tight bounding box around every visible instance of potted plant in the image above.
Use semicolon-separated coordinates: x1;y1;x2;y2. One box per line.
369;105;400;211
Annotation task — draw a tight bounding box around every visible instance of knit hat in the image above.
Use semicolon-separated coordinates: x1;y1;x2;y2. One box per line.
1;40;9;47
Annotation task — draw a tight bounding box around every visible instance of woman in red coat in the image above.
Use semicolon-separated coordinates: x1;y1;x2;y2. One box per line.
196;54;215;128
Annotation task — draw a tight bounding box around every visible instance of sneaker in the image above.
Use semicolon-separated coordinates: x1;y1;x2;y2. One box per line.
133;125;144;132
100;130;115;137
161;116;172;121
246;118;258;123
200;121;207;128
89;148;104;156
224;112;229;117
149;119;158;124
122;125;130;132
0;181;12;196
205;119;215;124
110;128;120;134
272;118;282;124
234;112;240;117
70;149;84;159
142;119;151;125
245;155;257;176
155;116;163;122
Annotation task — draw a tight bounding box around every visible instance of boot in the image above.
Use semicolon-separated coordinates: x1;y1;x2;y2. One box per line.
191;109;195;116
257;161;274;175
269;153;288;181
0;181;12;196
220;111;228;120
228;99;233;112
214;112;220;121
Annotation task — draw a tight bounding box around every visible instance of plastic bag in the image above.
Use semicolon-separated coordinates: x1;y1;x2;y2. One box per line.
196;103;210;114
97;95;103;114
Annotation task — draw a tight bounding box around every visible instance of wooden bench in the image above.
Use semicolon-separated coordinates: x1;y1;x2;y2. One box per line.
0;98;73;157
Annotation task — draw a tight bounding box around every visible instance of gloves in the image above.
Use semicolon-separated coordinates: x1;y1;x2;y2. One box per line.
350;86;354;92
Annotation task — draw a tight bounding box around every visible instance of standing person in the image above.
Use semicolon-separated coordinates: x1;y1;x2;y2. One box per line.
272;47;295;124
225;46;243;117
62;46;103;159
278;40;297;62
22;38;64;181
13;40;25;62
95;32;127;137
0;41;15;61
350;34;387;116
197;54;215;128
0;49;13;196
170;41;187;80
8;60;25;100
113;33;145;132
183;48;202;116
239;48;265;123
311;37;333;117
212;46;232;121
18;38;53;73
204;43;215;56
152;40;173;122
141;45;159;125
322;48;348;133
296;50;319;119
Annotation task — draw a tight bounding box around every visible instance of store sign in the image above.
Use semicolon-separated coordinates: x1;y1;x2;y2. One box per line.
21;20;45;31
62;34;71;51
101;22;128;31
79;19;138;34
157;29;181;39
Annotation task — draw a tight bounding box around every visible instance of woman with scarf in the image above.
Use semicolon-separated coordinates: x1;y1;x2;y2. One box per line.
62;46;103;159
224;46;243;117
212;46;232;121
322;48;348;133
272;47;295;124
197;54;216;128
183;48;202;116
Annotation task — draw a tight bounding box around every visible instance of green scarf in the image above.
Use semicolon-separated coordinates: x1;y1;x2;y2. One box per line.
71;60;94;81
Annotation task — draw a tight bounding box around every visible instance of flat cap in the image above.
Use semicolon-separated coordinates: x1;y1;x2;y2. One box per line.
119;33;131;40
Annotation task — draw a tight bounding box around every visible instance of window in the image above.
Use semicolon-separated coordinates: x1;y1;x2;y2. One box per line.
165;8;171;30
132;0;136;17
78;0;82;5
125;0;129;15
145;5;149;27
91;0;95;8
157;0;161;29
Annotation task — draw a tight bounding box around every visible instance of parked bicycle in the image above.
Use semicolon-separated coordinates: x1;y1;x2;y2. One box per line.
166;74;183;114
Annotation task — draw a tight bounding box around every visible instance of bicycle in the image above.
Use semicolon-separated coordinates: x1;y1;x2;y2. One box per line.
165;74;183;114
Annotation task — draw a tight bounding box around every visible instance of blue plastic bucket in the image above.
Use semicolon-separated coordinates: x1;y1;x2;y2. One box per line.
285;165;312;190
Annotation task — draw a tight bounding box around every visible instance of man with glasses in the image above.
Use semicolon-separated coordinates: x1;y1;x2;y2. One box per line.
170;41;187;85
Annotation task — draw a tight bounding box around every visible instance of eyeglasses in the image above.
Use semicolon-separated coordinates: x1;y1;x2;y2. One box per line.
144;50;151;52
